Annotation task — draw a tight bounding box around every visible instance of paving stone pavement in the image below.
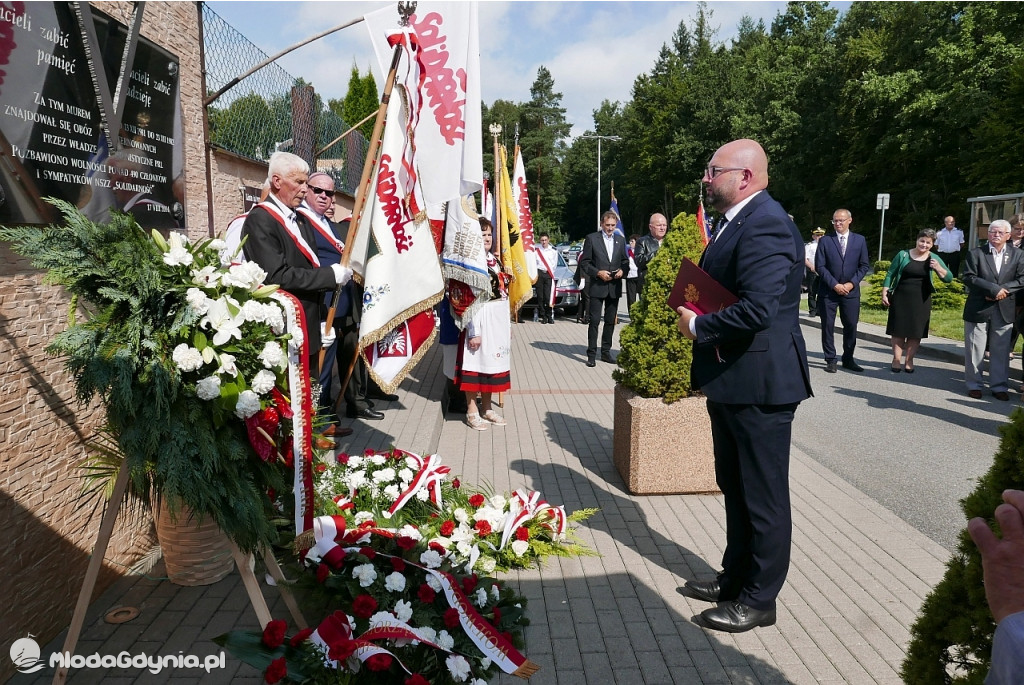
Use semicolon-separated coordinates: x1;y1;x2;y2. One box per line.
15;310;952;684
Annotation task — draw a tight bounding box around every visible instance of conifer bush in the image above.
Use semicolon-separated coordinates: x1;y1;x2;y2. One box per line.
613;212;705;402
901;408;1024;683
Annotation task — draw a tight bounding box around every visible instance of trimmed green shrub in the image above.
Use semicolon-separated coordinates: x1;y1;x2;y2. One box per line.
862;270;965;311
901;408;1024;683
613;212;705;402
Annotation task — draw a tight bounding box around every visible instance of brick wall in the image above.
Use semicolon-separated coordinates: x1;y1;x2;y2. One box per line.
0;4;207;678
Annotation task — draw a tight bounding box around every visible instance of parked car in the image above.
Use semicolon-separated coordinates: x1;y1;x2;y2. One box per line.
525;249;580;316
558;243;583;268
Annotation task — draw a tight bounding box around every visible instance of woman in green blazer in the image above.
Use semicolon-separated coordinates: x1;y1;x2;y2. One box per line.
880;229;953;372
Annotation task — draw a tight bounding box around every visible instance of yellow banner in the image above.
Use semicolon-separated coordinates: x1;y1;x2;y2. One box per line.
498;145;532;316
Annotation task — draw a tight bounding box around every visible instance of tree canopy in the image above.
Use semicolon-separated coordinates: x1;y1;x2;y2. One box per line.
478;1;1024;250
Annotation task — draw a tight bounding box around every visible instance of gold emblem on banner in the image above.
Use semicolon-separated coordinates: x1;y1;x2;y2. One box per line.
685;284;699;303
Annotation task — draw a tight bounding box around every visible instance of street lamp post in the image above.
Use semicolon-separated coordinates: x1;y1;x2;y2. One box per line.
580;134;621;230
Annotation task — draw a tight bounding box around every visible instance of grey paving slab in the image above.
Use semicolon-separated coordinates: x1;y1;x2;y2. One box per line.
17;310;960;684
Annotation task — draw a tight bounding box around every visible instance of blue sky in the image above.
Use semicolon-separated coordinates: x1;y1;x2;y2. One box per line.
206;1;847;138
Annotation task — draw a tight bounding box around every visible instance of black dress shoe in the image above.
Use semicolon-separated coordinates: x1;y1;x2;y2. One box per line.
994;391;1010;401
347;407;385;420
586;359;596;367
825;360;837;373
601;353;616;364
681;579;720;603
699;601;776;633
842;360;864;372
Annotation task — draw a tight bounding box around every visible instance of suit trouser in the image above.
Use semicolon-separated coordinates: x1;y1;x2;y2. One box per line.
707;400;797;611
536;270;553;320
819;291;860;363
939;251;961;279
587;294;619;360
965;312;1013;392
805;272;820;315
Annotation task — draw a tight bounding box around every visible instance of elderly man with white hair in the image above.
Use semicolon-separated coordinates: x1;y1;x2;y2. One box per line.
242;151;352;370
962;219;1024;400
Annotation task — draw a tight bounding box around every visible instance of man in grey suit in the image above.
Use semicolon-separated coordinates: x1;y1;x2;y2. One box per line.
579;211;630;366
962;220;1024;400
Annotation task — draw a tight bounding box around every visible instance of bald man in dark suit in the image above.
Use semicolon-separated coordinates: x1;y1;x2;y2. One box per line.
676;139;812;633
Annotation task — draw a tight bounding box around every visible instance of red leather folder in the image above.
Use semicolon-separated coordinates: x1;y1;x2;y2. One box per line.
667;257;738;315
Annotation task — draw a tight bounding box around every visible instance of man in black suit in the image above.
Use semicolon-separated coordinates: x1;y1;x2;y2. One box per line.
296;172;382;436
242;152;352;371
815;208;871;373
579;211;630;366
676;139;812;633
962;220;1024;401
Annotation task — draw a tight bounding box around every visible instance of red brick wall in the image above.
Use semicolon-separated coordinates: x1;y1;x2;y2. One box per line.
0;4;207;679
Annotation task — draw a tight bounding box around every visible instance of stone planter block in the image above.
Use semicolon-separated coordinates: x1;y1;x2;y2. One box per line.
613;384;719;495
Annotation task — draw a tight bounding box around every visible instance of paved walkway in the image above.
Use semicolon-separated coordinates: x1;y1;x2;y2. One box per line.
17;312;957;684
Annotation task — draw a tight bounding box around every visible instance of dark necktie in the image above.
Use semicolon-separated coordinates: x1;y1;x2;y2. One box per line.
712;216;726;242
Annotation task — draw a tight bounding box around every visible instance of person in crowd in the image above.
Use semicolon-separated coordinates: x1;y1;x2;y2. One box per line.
804;227;825;317
534;232;559;324
579;211;629;366
935;215;965;278
241;152;352;369
1010;214;1024;362
967;489;1024;684
962;220;1024;401
676;138;811;634
296;172;382;435
633;213;668;294
574;257;589;324
880;229;953;373
815;208;870;373
457;219;511;430
223;182;269;261
625;234;640;311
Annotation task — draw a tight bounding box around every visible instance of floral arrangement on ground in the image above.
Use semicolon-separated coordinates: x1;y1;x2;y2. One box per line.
0;201;316;552
216;447;599;684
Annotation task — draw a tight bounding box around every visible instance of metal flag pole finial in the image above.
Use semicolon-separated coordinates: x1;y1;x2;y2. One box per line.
398;2;417;26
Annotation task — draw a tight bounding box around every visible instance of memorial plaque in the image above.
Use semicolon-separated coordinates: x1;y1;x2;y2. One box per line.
0;3;184;228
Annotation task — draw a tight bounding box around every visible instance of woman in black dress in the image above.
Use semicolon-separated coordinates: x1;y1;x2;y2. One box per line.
880;229;952;372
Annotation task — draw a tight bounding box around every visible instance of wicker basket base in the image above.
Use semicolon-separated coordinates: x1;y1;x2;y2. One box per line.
156;501;235;586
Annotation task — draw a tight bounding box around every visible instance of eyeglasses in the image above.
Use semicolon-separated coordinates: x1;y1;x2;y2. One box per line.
704;166;745;180
309;186;333;196
831;219;850;224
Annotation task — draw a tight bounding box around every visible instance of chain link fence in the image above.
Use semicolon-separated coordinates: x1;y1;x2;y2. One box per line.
201;4;367;195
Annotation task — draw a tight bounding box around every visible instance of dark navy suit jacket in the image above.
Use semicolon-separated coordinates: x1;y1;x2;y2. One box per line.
693;191;812;405
815;231;870;298
579;231;630;300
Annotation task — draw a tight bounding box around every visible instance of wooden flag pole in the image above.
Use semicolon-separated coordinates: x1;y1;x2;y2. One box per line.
320;2;416;375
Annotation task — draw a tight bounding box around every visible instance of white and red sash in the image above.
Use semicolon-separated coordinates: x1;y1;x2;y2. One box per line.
296;206;345;256
534;247;557;308
258;201;320;267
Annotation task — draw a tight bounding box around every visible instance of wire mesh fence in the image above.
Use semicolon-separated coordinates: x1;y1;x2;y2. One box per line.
201;4;367;195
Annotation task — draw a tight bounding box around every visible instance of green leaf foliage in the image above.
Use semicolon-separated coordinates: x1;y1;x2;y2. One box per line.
0;200;285;552
901;407;1024;683
613;212;705;402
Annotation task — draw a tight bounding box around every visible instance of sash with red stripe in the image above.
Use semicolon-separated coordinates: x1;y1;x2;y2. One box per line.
296;207;345;256
534;248;557;308
257;201;321;266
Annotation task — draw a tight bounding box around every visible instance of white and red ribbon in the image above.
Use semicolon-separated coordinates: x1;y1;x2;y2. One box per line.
272;290;315;536
385;451;451;518
258;201;321;266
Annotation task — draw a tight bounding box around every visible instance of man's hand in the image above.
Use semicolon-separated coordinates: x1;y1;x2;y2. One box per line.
613;269;623;279
467;335;482;351
597;270;611;282
331;264;353;286
968;489;1024;623
676;306;697;340
995;288;1010;301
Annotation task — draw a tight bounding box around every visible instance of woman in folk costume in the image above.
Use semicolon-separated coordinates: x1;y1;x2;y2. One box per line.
457;218;512;430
